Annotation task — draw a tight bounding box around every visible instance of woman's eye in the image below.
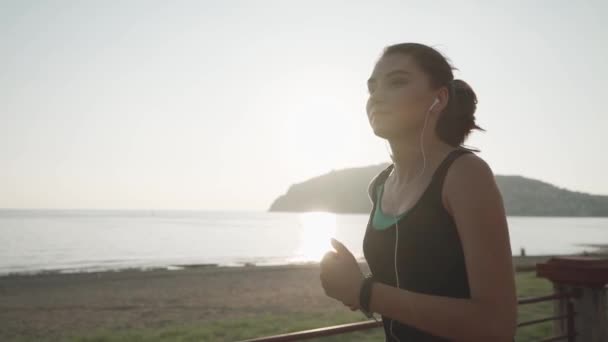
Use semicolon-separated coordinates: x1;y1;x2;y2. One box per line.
390;79;407;86
367;79;406;93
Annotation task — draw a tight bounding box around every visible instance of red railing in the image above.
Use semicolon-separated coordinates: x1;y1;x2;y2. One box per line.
238;290;580;342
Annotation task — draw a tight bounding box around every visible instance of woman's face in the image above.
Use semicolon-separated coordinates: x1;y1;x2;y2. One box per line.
366;53;438;139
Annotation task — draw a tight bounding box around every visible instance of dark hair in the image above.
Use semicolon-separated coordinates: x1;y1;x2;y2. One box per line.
380;43;484;150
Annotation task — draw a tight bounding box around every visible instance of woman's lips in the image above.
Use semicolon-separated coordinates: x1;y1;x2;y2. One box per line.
370;110;390;125
372;109;390;116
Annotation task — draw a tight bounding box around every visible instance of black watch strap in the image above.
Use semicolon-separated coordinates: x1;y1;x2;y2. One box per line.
359;274;375;313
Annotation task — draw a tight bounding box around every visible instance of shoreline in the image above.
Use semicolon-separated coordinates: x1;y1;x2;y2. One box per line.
2;242;608;279
2;248;607;279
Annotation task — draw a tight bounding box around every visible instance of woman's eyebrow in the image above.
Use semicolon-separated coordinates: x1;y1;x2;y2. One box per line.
367;70;411;85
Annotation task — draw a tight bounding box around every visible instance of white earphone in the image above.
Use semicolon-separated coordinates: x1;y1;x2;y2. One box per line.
429;97;439;112
388;95;438;341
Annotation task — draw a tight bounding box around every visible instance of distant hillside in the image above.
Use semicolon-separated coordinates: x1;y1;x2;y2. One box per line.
268;163;608;217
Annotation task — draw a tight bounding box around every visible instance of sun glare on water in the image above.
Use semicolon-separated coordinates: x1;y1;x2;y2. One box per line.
291;211;337;263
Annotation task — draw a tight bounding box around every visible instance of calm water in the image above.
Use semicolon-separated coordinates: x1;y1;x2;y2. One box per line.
0;209;607;276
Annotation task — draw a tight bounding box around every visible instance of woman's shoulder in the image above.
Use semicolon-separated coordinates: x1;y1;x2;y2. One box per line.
449;149;492;177
442;150;498;213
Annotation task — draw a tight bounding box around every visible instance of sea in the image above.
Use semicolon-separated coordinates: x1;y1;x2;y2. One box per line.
1;209;607;276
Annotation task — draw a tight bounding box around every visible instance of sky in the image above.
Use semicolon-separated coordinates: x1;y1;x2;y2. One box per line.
1;0;607;211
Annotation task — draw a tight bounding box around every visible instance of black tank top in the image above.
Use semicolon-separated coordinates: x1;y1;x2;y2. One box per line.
363;148;473;341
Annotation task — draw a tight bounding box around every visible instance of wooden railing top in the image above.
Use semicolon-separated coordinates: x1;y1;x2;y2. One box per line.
536;256;608;288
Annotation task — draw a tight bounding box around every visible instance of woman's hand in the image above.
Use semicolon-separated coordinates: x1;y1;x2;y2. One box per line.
319;238;364;309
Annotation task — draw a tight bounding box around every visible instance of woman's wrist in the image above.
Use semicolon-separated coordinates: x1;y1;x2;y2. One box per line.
359;274;376;313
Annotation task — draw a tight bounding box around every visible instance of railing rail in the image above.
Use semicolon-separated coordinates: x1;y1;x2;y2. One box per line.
240;256;607;342
238;320;382;342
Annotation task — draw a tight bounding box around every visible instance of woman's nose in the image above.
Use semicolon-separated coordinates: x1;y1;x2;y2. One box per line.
369;89;390;104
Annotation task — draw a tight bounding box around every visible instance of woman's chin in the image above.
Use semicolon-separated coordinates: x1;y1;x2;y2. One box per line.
371;125;398;139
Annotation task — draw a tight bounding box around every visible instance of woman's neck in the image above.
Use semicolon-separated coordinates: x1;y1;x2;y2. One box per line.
388;136;455;186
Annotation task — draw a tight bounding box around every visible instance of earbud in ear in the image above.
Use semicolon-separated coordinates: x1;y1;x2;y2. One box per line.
428;97;439;112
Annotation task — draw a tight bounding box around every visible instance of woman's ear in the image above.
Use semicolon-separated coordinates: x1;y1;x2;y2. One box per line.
434;86;450;114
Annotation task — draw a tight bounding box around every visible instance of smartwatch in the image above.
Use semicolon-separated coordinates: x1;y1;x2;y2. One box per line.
359;274;376;314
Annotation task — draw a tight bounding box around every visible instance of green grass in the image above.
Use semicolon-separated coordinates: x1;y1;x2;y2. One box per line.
63;271;556;342
514;271;557;341
68;311;383;342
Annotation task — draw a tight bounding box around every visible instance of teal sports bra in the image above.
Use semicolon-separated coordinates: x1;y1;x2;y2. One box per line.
372;181;409;230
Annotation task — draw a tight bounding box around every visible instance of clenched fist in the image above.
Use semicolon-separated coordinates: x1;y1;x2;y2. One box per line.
320;238;364;309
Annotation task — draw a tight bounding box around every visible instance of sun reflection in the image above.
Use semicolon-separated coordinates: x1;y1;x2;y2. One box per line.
292;211;337;263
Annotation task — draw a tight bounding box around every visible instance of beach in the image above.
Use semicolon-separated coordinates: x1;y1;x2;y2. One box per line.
1;249;607;341
1;262;357;341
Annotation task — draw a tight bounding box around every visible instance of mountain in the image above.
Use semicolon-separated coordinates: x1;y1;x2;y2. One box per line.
268;163;608;216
